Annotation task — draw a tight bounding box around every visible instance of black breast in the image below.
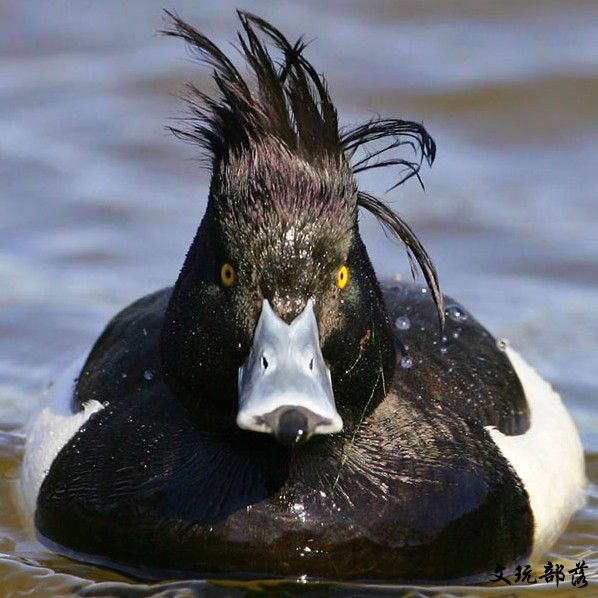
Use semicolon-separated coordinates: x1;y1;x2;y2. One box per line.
37;390;533;581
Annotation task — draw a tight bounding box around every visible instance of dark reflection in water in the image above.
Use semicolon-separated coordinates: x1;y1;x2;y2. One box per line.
0;0;597;595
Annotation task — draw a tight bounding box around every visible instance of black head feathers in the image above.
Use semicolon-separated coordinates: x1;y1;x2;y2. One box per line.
163;10;342;168
162;10;444;325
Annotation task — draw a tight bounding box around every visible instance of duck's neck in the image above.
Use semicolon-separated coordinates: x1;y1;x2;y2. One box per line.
160;212;243;429
322;233;396;428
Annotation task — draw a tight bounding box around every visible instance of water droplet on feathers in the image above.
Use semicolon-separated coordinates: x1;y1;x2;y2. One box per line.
395;316;411;330
497;338;509;351
446;305;468;323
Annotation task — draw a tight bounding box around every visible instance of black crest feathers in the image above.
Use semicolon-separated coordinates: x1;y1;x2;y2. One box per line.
161;11;444;325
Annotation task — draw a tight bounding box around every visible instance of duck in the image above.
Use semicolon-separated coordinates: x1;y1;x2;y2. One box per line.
21;11;586;583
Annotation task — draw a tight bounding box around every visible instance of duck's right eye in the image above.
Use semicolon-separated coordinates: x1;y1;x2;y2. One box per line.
337;265;349;289
220;263;235;287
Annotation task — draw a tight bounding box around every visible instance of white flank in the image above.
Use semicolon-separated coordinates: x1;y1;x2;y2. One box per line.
21;353;104;514
487;348;587;560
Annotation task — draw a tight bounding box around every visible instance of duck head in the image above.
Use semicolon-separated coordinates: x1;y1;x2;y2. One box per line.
160;12;442;445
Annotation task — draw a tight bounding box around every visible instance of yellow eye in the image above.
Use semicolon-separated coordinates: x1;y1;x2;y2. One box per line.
337;265;349;289
220;263;235;287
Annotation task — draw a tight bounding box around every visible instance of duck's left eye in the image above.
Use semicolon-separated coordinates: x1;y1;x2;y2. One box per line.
221;263;235;287
337;265;349;289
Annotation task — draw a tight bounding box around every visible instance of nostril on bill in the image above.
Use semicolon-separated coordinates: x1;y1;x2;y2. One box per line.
275;408;309;446
261;355;269;370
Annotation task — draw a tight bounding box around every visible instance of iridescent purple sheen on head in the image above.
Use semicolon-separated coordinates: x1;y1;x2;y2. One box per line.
162;10;443;324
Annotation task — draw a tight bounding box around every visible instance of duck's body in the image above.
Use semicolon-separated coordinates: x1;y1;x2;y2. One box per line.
23;284;584;581
22;12;585;582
